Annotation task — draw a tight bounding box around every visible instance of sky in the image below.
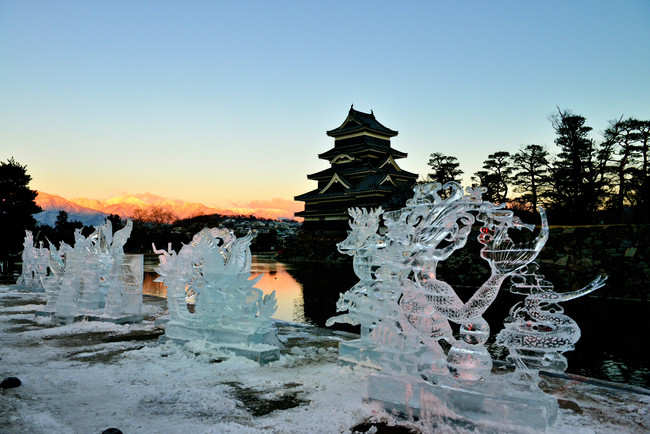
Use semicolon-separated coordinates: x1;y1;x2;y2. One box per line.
2;1;649;212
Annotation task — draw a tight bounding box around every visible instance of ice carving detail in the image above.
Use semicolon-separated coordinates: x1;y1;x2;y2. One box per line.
329;182;602;391
40;219;143;324
16;231;49;291
154;228;279;363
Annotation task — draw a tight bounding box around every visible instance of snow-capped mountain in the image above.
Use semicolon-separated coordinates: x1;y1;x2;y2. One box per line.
34;192;109;226
34;191;300;226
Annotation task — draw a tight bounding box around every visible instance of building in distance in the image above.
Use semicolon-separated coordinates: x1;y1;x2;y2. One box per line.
295;106;418;230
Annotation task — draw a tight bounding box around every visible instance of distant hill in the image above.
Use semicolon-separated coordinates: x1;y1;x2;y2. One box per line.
34;192;109;226
34;191;300;227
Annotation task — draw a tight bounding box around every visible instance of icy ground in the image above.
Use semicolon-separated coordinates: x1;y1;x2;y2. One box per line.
1;286;648;433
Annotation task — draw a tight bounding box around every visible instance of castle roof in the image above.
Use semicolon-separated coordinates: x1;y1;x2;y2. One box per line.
318;143;407;161
326;106;398;138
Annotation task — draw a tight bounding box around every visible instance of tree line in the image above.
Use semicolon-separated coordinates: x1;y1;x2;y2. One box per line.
425;108;650;225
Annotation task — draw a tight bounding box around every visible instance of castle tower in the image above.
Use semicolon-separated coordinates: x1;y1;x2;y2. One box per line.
295;106;418;230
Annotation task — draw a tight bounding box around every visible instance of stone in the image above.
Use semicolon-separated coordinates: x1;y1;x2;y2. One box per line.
0;376;22;389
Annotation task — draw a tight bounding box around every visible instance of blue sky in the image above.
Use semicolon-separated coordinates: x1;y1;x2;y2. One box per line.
1;1;649;210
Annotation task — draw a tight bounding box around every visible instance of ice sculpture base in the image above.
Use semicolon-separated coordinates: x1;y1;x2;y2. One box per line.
81;314;144;325
35;311;143;326
162;322;280;364
14;283;45;293
337;339;382;369
366;373;558;431
159;334;280;365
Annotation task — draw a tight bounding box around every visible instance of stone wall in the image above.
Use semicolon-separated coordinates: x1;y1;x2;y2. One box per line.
438;224;650;302
536;225;650;301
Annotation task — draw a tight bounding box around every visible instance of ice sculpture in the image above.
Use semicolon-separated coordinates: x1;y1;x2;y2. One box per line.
38;219;143;324
154;228;280;364
15;231;49;291
496;264;606;384
326;207;386;366
329;182;604;429
40;239;71;315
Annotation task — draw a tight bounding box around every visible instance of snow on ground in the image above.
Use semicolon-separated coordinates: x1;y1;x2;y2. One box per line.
1;286;648;433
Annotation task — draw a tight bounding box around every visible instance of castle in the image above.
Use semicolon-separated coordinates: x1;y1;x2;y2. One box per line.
295;106;418;230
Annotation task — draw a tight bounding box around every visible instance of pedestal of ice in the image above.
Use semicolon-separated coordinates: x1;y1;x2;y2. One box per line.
162;322;280;364
154;228;280;364
336;339;383;369
367;373;558;430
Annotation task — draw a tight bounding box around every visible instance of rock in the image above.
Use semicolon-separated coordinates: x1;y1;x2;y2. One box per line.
0;377;22;389
101;429;123;434
555;256;570;266
625;247;637;257
620;239;635;248
577;258;593;268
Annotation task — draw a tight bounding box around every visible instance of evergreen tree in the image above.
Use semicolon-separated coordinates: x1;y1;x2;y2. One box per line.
52;210;85;246
603;117;642;222
511;145;550;213
472;151;513;203
635;120;650;222
548;109;608;224
603;117;650;223
426;152;463;184
0;158;42;276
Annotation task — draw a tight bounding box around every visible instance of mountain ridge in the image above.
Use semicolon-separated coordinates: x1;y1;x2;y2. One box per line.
34;191;300;226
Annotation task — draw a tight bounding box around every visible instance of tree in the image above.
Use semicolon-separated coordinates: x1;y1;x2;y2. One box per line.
133;207;176;225
107;213;124;229
425;152;463;184
471;170;499;202
0;158;42;276
635;120;650;222
603;117;642;222
511;145;550;213
51;210;86;246
548;108;608;224
472;151;513;203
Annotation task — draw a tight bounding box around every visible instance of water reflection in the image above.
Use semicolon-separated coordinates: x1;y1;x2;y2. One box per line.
142;254;308;324
250;255;306;324
143;271;167;298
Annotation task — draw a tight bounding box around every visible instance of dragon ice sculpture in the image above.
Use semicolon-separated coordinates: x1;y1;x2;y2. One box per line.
326;207;385;338
154;228;278;345
496;264;606;385
328;182;603;386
